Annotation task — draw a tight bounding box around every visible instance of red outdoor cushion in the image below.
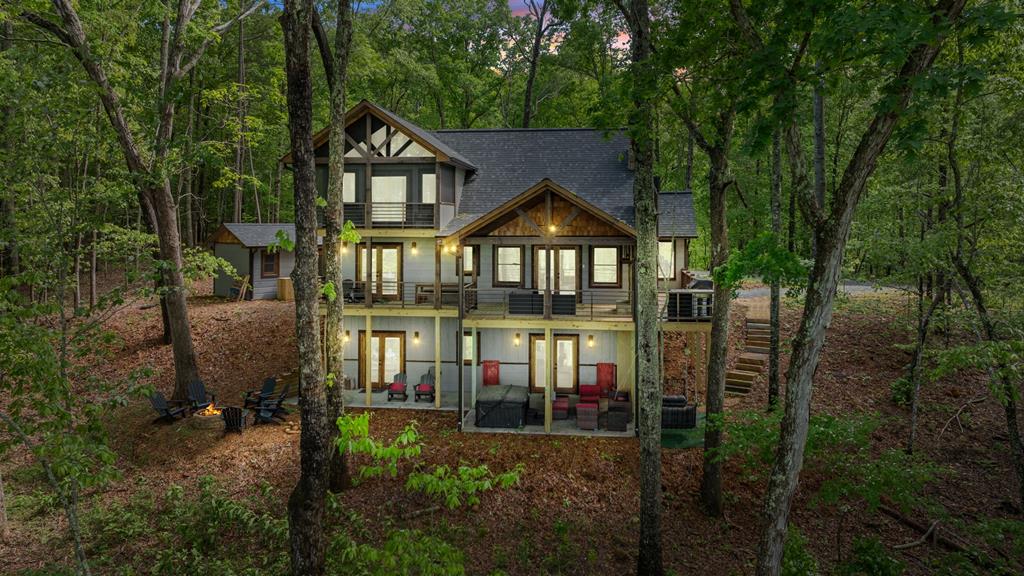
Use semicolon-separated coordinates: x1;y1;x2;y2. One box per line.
596;363;617;395
387;382;405;392
415;383;433;393
579;384;601;403
482;360;500;386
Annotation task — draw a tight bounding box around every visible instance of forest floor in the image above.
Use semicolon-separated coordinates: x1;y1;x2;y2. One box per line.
2;280;1022;575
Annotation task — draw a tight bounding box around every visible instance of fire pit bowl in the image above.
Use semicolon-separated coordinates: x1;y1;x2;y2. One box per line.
188;404;224;430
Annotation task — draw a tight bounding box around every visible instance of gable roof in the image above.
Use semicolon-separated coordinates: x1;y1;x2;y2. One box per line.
282;100;476;169
657;191;698;238
210;223;316;249
432;128;635;235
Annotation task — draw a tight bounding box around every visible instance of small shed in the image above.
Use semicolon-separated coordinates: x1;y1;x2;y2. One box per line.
209;223;312;300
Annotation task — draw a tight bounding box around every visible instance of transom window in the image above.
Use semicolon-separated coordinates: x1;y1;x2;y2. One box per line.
494;246;524;286
591;246;620;287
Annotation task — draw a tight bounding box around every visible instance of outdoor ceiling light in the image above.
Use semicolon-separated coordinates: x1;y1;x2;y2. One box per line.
548;224;557;233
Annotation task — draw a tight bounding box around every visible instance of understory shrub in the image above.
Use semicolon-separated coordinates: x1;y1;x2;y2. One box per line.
781;528;818;576
837;536;904;576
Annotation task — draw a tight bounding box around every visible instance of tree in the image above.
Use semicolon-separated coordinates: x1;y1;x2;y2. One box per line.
768;127;781;409
728;0;973;573
21;0;265;399
520;0;557;127
280;0;331;573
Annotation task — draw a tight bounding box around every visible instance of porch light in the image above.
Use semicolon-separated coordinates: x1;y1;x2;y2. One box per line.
414;331;420;344
342;241;349;254
548;224;557;233
588;335;595;348
411;241;418;255
343;330;350;343
513;333;521;347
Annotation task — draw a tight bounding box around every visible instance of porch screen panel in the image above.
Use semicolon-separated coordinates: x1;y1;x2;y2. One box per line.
343;171;356;203
372;175;406;222
370;336;380;386
658;241;675;279
533;339;547;390
555;338;575;391
559;249;577;294
380;247;399;296
421;173;436;204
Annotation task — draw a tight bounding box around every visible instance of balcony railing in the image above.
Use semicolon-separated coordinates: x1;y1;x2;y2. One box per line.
343;202;435;228
463;288;634;321
338;280;466;308
660;288;714;321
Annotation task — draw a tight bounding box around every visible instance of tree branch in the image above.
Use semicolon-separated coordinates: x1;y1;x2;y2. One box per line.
174;0;267;80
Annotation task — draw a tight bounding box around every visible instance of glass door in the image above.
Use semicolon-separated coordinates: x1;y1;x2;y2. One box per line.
536;247;579;295
360;331;406;390
357;244;403;299
530;334;579;393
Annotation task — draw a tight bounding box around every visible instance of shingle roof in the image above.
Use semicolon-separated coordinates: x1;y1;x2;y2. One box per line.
657;191;698;238
431;129;635;235
218;223;320;248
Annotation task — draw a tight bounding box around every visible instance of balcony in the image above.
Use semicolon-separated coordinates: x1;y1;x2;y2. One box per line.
344;202;435;228
339;280;466;309
463;288;634;321
660;288;714;322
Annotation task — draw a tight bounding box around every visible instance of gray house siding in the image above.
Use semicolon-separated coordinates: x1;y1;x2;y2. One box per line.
213;243;251;298
250;248;296;300
340;316;460;392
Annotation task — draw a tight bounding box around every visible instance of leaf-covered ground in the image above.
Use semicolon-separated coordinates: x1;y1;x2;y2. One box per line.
3;285;1022;575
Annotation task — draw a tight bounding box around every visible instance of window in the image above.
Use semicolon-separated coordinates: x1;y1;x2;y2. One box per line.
421;173;436;204
371;175;406;222
343;171;356;203
494;246;523;286
261;250;280;278
462;331;481;365
462;246;475;275
591;246;620;287
356;244;403;298
658;241;675;280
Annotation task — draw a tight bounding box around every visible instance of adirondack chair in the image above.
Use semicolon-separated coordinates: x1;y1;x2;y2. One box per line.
221;406;246;435
387;372;408;401
414;367;436;402
253;384;291;425
187;379;216;412
243;377;277;410
149;392;187;423
342;279;365;303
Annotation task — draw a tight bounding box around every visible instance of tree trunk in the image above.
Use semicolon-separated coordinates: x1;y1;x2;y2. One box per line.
319;0;354;493
619;1;663;574
811;66;826;259
282;1;331;574
521;0;548;128
89;228;97;309
233;12;247;223
768;128;782;409
906;277;944;453
0;471;8;541
73;232;82;312
701;143;732;516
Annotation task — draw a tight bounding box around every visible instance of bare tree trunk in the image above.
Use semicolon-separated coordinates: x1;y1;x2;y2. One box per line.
89;228;97;309
233;12;247;223
906;276;945;453
282;1;330;574
73;232;82;311
769;128;782;409
315;0;354;493
521;0;549;128
701;137;733;516
0;471;8;541
617;1;663;574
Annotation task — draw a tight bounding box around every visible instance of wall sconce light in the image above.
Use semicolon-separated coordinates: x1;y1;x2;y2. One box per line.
513;333;521;347
343;330;351;343
587;334;595;348
413;331;420;344
342;241;349;254
411;241;418;255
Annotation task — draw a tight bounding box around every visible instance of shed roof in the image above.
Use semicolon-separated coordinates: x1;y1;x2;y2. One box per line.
211;223;319;249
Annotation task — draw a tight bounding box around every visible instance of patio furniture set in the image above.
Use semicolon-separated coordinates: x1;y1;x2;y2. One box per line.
148;377;291;435
386;367;437;403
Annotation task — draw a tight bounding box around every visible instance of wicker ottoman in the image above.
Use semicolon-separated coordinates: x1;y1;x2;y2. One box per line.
609;399;631;422
553;397;569;420
606;409;629;432
576;402;599;430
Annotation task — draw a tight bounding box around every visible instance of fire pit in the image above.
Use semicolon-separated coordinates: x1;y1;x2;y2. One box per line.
189;403;223;430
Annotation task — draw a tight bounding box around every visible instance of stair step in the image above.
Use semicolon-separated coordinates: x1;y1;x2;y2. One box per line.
726;370;759;383
747;336;771;344
739;352;769;362
736;362;764;373
747;330;771;338
746;321;770;330
725;384;752;395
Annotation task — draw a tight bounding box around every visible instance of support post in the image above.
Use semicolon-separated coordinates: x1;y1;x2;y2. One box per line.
365;237;373;309
470;326;477;411
544;326;552;433
434;315;442;409
364;315;373;407
434;240;442;309
457;247;465;430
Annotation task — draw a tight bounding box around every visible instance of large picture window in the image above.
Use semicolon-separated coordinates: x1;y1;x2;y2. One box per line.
371;175;406;222
421;173;436;204
590;246;620;287
494;246;524;287
658;241;675;280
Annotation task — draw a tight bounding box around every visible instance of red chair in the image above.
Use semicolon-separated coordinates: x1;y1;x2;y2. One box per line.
386;372;408;401
596;362;617;396
482;360;500;386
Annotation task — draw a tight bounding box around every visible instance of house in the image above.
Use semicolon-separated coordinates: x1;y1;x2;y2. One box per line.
210;222;321;300
232;100;711;434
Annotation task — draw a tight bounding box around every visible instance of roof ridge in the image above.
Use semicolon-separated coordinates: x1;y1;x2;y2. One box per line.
432;127;624;133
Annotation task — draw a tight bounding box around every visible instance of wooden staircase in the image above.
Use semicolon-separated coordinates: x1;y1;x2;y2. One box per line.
726;304;770;396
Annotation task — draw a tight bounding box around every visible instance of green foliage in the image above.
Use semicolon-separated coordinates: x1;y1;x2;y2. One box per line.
181;247;237;293
781;528;819;576
406;463;524;509
336;413;422;482
267;229;295;253
836;537;904;576
714;232;808;291
889;376;914;407
928;340;1024;405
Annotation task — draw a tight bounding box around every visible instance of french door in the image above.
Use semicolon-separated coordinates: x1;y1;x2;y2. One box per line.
529;334;579;393
535;247;579;295
357;244;402;299
358;331;405;391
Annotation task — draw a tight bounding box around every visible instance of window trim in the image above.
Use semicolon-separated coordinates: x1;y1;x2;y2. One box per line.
462;330;482;366
589;246;621;288
260;249;280;279
492;245;525;287
658;240;676;281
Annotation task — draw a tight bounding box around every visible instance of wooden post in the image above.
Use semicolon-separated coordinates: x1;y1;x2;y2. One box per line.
457;248;464;430
470;326;477;411
434;315;441;409
365;237;373;309
434;240;442;309
364;315;373;407
544;327;552;433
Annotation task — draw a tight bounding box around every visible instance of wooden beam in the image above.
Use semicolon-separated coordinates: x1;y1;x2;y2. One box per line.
557;206;581;230
514;207;545;235
344;133;369;158
463;236;634;246
462;317;635;331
